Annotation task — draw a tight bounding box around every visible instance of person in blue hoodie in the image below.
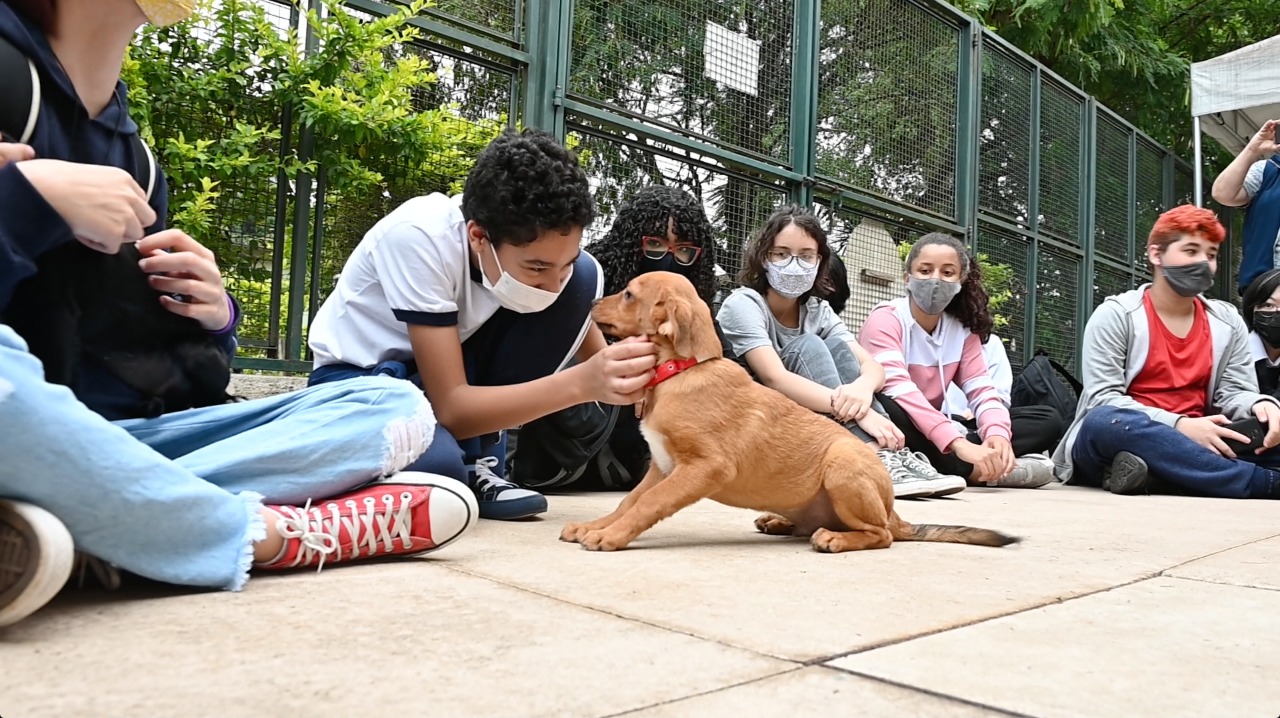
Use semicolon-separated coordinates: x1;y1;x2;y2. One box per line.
0;0;478;629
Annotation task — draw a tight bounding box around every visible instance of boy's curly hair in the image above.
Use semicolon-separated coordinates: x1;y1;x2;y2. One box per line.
462;128;595;246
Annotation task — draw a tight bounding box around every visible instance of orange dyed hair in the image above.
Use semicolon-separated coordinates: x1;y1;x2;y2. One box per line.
1148;204;1226;250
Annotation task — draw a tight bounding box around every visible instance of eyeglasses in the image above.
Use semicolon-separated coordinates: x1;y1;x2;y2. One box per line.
641;236;702;266
766;249;819;268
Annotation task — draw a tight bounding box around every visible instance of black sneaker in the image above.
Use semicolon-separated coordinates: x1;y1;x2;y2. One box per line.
1102;451;1150;495
471;457;548;520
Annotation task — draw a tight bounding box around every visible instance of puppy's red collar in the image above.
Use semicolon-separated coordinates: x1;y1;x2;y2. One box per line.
646;357;699;388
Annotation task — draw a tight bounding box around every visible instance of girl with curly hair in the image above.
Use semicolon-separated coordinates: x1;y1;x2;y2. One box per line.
716;206;966;499
858;232;1056;488
594;185;721;306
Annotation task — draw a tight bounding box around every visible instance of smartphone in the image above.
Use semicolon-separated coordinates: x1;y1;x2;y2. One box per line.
1222;418;1268;455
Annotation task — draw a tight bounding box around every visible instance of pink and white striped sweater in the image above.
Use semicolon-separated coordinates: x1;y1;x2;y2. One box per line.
858;297;1011;452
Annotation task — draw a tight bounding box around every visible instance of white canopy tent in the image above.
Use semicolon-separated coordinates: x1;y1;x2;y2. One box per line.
1189;34;1280;206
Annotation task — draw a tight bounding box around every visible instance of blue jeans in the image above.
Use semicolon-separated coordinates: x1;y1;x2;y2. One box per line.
779;333;884;443
0;324;434;591
309;251;600;485
1071;406;1280;498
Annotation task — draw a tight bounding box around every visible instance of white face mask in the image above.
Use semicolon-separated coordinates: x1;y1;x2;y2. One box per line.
765;257;819;299
481;241;566;314
135;0;196;26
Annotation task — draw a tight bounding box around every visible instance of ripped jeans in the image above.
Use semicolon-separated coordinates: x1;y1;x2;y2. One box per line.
0;324;434;591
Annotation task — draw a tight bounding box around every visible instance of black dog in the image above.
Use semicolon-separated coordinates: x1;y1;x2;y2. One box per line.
4;241;232;418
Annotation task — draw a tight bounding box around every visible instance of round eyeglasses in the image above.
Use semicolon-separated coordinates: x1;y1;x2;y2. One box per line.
766;249;819;269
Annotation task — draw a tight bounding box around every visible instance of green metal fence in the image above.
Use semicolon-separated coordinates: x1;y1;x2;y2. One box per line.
170;0;1209;375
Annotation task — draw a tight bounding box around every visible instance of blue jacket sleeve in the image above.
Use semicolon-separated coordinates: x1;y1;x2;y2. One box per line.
0;163;74;311
143;171;241;358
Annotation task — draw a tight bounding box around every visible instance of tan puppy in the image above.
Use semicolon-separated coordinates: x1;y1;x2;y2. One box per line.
561;272;1018;553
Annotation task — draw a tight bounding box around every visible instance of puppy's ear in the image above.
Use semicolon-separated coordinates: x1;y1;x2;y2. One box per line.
656;294;696;358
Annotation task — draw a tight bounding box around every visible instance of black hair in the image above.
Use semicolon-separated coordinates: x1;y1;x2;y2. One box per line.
905;232;993;342
591;185;718;304
824;253;851;315
461;128;595;247
738;205;833;303
6;0;56;33
1243;268;1280;331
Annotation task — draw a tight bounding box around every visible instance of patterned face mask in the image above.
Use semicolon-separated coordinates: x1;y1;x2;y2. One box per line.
135;0;197;26
765;258;818;299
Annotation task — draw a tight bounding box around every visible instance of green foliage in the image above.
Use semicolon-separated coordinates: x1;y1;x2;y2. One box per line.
121;0;504;351
954;0;1274;170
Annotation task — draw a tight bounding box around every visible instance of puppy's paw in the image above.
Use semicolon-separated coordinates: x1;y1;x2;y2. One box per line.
580;529;626;552
810;528;848;553
560;522;591;543
754;513;796;536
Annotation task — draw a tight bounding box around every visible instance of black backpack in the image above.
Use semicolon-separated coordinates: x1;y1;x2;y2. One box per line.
507;401;649;492
0;34;157;201
1011;349;1083;423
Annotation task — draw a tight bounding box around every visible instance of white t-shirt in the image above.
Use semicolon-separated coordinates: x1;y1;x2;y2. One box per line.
309;193;505;369
944;334;1012;415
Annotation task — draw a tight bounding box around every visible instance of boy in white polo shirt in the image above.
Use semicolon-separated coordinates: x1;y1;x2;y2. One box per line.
308;129;658;520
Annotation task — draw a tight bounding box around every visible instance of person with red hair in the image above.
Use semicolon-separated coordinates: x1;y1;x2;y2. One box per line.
1051;204;1280;499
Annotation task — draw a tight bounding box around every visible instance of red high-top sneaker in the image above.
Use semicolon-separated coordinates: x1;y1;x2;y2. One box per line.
258;473;477;571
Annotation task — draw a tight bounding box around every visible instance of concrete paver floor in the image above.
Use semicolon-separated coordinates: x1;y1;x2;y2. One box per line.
2;484;1276;717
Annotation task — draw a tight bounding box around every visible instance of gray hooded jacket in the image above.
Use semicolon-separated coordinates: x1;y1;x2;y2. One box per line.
1052;286;1278;483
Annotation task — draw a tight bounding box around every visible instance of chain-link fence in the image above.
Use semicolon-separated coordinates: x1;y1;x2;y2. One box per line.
141;0;1205;374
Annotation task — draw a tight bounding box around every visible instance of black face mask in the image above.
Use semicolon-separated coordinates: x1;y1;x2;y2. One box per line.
1255;311;1280;347
1161;260;1214;297
638;254;694;277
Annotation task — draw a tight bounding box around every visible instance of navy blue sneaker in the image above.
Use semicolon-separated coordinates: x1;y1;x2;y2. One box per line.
471;457;548;520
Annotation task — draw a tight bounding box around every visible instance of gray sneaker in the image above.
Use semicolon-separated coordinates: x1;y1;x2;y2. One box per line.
896;449;967;497
878;449;968;499
989;454;1056;488
0;500;74;628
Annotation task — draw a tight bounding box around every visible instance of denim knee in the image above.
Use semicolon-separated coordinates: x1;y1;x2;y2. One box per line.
330;376;436;476
1080;405;1147;432
781;333;828;360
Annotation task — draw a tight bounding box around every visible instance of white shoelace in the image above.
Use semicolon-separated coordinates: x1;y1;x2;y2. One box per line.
473;456;515;492
877;449;918;483
897;450;945;478
274;491;416;572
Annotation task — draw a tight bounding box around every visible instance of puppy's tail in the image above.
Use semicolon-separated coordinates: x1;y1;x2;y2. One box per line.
889;516;1019;547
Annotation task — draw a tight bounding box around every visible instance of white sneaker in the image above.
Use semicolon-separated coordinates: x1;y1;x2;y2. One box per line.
989;455;1055;488
0;500;74;628
878;449;967;499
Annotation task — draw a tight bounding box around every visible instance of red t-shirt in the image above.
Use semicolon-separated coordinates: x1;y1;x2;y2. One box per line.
1126;291;1213;416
